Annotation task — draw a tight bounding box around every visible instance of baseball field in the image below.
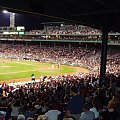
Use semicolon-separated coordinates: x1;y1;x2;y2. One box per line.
0;58;90;83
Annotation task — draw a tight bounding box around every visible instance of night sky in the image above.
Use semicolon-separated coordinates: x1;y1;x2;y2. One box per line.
0;0;79;31
0;12;51;31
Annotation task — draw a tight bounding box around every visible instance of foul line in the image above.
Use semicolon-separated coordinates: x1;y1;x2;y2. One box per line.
0;69;40;75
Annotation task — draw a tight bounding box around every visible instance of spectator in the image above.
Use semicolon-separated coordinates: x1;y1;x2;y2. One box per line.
17;114;25;120
45;104;61;120
67;86;84;120
90;99;99;119
11;100;21;120
80;104;95;120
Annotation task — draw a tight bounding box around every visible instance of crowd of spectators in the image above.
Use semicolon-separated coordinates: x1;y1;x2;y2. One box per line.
0;42;120;120
0;34;103;41
0;72;120;120
0;42;119;73
0;24;120;44
0;35;120;45
27;25;101;35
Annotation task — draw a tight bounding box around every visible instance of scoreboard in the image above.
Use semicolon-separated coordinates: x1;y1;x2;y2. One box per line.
0;26;25;35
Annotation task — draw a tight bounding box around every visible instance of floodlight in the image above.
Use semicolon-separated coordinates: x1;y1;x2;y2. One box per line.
3;10;8;14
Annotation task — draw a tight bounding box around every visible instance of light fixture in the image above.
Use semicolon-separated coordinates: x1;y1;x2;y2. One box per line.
2;10;8;14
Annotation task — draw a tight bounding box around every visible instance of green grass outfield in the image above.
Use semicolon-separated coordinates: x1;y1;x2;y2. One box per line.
0;58;90;82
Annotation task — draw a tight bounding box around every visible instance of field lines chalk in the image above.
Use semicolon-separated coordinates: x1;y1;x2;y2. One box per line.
15;61;36;66
0;69;40;75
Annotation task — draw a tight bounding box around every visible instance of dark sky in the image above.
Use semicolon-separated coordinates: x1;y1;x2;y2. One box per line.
0;0;69;31
0;12;50;31
0;0;80;31
0;0;45;30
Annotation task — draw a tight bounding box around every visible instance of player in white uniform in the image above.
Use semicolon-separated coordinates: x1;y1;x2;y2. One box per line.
52;64;54;69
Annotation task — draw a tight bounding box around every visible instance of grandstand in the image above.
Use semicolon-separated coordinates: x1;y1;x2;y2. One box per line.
0;0;120;119
0;24;119;120
0;24;120;46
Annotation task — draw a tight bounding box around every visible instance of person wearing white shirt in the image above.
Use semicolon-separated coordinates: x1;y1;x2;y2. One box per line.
45;110;61;120
90;100;99;119
80;104;95;120
45;105;61;120
90;107;99;119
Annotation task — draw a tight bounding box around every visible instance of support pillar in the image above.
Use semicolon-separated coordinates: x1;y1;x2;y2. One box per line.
86;44;87;49
54;43;56;50
69;43;71;52
26;41;28;47
40;42;41;49
99;27;108;85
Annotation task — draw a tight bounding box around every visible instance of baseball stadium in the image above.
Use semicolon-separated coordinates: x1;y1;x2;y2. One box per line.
0;0;120;120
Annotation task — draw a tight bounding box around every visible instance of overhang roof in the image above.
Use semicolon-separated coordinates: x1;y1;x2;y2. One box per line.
0;0;120;31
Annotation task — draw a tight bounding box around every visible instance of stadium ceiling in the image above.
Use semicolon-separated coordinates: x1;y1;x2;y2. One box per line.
0;0;120;32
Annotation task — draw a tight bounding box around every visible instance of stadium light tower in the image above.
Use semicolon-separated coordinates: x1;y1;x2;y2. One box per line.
2;10;15;28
